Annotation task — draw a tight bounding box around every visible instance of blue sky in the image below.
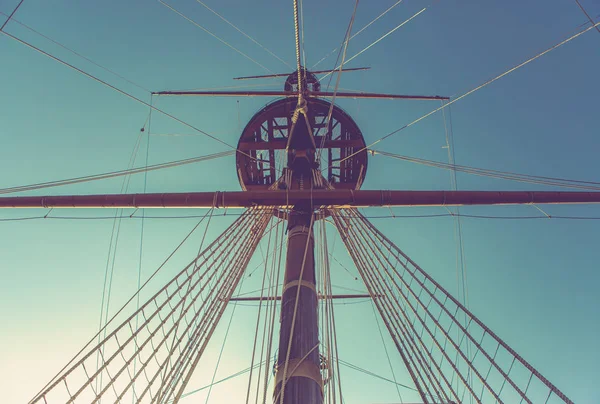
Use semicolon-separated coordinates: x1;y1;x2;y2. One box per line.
1;0;599;402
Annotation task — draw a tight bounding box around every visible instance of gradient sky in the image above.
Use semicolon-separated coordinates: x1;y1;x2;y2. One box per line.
1;0;599;403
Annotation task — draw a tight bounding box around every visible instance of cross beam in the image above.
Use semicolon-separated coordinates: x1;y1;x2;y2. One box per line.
1;190;600;208
233;66;371;80
151;90;450;100
229;294;372;302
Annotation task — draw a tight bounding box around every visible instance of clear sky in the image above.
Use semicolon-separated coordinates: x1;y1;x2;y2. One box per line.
1;0;599;403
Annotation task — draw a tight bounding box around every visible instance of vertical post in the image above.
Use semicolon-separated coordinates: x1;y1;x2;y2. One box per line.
274;204;323;403
274;97;323;403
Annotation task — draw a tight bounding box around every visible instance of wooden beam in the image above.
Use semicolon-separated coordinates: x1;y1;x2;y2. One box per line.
238;137;364;151
229;294;372;302
233;67;371;80
2;190;600;209
152;90;449;101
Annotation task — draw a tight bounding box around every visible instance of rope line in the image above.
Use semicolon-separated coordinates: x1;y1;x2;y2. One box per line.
316;0;360;166
0;11;151;93
96;117;150;393
37;208;272;402
441;101;473;401
204;259;251;403
156;196;218;400
278;211;316;404
0;30;266;166
161;209;270;401
293;0;303;94
370;296;404;402
337;357;424;393
318;7;426;83
173;361;266;401
169;209;272;402
159;1;273;73
332;209;436;401
253;217;283;404
245;216;275;403
299;0;307;82
194;0;292;68
329;20;600;171
311;0;405;69
30;208;216;401
131;101;153;401
573;0;600;35
321;216;345;402
259;217;285;404
0;150;234;195
372;149;600;191
0;0;25;31
338;210;493;401
7;210;600;222
332;208;575;403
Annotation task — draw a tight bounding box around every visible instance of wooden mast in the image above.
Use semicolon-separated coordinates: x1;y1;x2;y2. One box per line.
273;100;323;403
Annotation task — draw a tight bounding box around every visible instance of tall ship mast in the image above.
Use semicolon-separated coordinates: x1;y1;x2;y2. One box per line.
1;1;599;403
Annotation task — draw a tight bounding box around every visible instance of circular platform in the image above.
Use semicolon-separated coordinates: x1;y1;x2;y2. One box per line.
236;97;368;191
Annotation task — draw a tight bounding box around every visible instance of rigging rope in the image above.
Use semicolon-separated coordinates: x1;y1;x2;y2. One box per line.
194;0;292;68
8;210;600;222
321;216;344;402
0;30;267;167
170;209;274;401
293;0;303;95
372;149;600;191
316;221;327;401
370;296;404;403
168;209;272;402
316;0;360;166
31;207;216;400
332;208;575;403
333;210;438;401
0;0;25;31
337;358;425;393
164;209;270;401
334;209;490;401
328;19;600;171
204;260;251;403
0;12;151;93
174;361;266;401
441;101;473;400
278;211;316;404
96;118;150;393
300;0;307;85
156;196;218;400
253;218;283;404
573;0;600;35
316;217;332;402
158;1;273;74
131;102;153;401
318;7;426;83
311;0;405;69
0;150;234;195
245;216;275;403
362;215;449;400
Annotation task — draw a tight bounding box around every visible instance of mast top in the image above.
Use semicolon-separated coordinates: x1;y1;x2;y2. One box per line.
284;67;321;93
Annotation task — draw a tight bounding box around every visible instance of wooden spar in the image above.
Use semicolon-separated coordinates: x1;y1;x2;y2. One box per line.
2;190;600;208
151;90;449;100
233;66;371;80
310;91;450;100
273;100;322;403
229;294;373;302
275;207;322;403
